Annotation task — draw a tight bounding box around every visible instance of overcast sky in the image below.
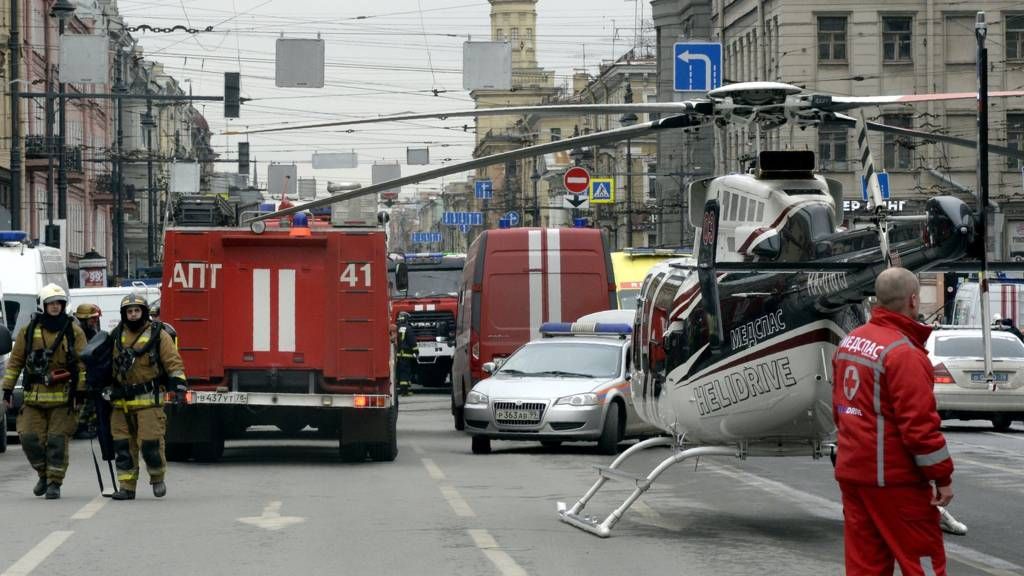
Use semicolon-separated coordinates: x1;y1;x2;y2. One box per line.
116;0;654;194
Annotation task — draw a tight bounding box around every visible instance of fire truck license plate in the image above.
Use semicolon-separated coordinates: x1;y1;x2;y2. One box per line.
192;391;249;405
495;409;540;422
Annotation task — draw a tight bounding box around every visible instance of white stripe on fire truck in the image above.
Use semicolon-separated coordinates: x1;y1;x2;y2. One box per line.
253;269;271;352
528;229;543;340
278;269;296;352
546;228;561;323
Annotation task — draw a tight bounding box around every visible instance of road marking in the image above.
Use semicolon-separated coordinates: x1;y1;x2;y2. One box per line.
412;444;425;455
1;530;74;576
71;495;107;520
237;501;306;531
439;484;475;517
985;431;1024;441
468;529;528;576
956;456;1024;478
421;458;445;481
704;462;1023;576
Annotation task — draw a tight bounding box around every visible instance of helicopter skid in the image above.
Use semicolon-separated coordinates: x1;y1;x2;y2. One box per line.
557;439;739;538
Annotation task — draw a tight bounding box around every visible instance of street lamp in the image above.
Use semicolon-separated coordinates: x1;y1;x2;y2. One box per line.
530;161;541;226
619;79;638;248
52;0;75;225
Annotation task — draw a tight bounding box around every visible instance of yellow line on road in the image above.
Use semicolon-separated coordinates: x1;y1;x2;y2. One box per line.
957;456;1024;477
421;458;446;481
439;484;476;517
468;529;528;576
71;495;108;520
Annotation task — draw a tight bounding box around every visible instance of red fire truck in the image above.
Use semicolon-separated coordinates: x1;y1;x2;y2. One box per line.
161;212;402;462
388;253;464;387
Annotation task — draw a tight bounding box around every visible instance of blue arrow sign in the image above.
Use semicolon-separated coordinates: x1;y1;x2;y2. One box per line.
674;42;722;92
504;211;519;226
474;179;493;200
459;223;471;233
470;212;483;226
860;172;891;202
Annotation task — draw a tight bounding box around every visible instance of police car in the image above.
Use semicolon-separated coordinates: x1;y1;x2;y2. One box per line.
463;311;658;455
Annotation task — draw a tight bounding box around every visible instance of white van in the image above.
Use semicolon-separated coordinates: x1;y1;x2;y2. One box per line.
951;281;1024;326
69;283;161;333
0;231;68;336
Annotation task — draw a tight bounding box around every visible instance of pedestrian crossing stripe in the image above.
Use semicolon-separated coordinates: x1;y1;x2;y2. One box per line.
590;178;615;204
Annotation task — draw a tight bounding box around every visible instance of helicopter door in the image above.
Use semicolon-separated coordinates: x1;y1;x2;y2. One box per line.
635;270;665;423
697;199;725;353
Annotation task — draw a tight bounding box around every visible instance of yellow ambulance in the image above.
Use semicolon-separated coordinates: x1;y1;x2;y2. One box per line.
610;248;691;309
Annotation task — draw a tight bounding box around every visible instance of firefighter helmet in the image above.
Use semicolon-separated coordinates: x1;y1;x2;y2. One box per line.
38;283;68;307
397;311;411;324
74;303;101;319
120;293;149;311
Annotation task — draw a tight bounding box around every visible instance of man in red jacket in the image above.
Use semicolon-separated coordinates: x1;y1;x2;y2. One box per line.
832;267;954;576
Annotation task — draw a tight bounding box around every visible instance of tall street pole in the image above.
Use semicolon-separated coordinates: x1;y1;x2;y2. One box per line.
9;0;21;230
114;46;126;278
620;79;638;248
146;97;155;265
57;17;67;221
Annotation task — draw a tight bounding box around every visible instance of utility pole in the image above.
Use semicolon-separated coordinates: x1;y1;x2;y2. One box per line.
114;45;126;278
620;79;638;247
145;96;156;266
9;0;21;230
54;0;77;222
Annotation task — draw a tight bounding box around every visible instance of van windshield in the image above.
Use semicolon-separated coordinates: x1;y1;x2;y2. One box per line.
394;269;461;298
498;341;622;378
4;295;34;333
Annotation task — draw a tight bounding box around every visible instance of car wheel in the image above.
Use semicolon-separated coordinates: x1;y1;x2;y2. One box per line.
597;403;621;455
991;414;1013;432
540;440;562;448
471;435;491;454
452;394;465;431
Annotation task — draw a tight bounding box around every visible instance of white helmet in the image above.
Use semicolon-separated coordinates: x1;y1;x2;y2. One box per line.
38;283;68;307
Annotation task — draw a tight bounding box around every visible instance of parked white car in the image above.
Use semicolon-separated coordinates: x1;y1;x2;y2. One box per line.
927;327;1024;431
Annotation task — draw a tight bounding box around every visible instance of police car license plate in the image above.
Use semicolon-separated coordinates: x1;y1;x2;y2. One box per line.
495;409;540;422
192;391;249;405
969;372;1010;382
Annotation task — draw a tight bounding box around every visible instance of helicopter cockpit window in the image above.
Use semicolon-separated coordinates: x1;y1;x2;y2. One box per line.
778;204;835;261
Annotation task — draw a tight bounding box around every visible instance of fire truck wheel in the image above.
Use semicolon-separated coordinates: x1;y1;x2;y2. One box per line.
165;443;192;462
339;442;367;463
452;396;465;431
368;406;398;462
193;434;225;463
471;435;491;455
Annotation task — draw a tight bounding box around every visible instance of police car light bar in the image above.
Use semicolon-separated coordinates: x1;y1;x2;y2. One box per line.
539;322;632;337
0;230;29;244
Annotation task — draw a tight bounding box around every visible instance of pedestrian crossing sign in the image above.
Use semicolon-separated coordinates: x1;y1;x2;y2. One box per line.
590;178;615;204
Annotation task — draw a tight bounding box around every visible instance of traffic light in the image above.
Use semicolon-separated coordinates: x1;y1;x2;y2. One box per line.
224;72;240;118
238;142;249;174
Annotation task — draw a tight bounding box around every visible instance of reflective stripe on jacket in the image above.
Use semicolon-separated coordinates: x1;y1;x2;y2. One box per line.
831;307;953;487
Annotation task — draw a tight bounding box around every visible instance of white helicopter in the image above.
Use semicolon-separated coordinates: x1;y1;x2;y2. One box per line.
245;72;1024;537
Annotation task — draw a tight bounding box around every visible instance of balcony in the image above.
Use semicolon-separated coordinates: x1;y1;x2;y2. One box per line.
24;136;84;176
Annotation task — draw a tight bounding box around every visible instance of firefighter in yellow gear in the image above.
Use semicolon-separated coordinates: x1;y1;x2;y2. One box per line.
395;312;417;396
1;284;87;500
74;303;102;341
107;294;186;500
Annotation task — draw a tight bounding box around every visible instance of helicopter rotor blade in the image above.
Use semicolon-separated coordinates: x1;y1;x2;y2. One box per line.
246;114;703;223
828;115;1024;160
227;101;712;136
825;90;1024;112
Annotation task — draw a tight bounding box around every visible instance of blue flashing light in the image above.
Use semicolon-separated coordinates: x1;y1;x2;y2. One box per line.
0;230;29;243
258;202;276;213
292;212;310;228
539;321;632;337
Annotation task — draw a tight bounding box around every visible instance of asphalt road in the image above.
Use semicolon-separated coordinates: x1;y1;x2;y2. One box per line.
2;391;1022;576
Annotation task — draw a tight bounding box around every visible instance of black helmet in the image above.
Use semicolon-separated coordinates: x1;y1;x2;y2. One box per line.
397;312;411;324
120;293;150;327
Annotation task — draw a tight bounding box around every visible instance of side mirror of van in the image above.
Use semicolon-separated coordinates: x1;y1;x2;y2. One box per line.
0;325;12;356
395;262;409;292
481;361;496;374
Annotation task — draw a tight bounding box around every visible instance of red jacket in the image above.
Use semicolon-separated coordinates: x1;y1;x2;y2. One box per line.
832;307;953;487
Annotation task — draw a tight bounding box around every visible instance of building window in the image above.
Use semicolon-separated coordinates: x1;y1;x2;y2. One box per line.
882;17;913;62
818;16;847;62
526;28;533;39
550;127;561;142
1008;15;1024;61
510;27;518;42
883;114;913;170
496;28;503;40
1009;113;1024;171
819;124;849;171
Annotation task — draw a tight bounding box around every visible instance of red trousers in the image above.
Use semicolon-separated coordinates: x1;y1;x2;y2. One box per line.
840;482;946;576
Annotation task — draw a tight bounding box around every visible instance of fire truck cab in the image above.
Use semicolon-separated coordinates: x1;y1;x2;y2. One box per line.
161;209;400;462
388;253;464;387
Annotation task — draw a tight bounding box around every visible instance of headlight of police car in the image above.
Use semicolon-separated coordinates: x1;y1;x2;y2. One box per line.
555;393;599;407
466;390;489;405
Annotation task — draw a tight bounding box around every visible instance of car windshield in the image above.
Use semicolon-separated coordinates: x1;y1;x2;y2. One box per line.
395;269;461;298
933;335;1024;359
497;341;622;378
